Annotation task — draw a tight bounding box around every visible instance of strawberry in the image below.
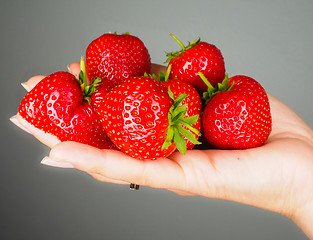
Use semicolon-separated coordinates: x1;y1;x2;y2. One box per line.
85;32;151;86
90;82;113;111
18;58;115;149
201;73;272;149
151;65;202;149
165;34;225;93
96;76;201;160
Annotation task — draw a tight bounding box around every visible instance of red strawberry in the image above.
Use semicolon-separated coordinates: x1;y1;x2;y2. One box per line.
85;32;151;86
165;34;225;93
96;76;200;160
152;65;202;149
201;73;272;149
18;58;114;149
90;82;113;111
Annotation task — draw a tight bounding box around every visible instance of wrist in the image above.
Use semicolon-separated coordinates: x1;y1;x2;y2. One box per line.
291;200;313;239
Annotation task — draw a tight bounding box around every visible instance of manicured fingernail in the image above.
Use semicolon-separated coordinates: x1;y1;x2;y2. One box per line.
41;156;74;169
10;115;31;134
67;64;71;72
21;82;30;91
10;115;17;123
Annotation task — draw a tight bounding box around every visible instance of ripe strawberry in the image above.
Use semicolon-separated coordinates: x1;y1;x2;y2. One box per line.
201;74;272;149
96;76;200;160
18;58;115;149
90;82;113;111
165;34;225;93
151;65;202;149
85;32;151;86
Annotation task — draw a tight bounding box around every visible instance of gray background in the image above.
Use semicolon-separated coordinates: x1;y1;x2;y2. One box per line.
1;0;312;239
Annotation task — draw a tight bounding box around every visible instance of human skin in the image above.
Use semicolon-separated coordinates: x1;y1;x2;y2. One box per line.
11;63;313;239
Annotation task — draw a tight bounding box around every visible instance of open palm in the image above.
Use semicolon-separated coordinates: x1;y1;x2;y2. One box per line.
11;63;313;239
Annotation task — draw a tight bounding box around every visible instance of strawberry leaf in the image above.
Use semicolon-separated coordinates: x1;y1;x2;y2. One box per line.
168;86;175;100
173;93;188;109
162;89;201;154
171;106;187;122
173;127;187;155
181;115;199;125
177;120;200;136
162;126;175;151
159;71;166;81
177;125;201;145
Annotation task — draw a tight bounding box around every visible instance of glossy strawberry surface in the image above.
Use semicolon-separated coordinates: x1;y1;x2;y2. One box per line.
202;75;272;149
96;76;177;160
85;33;151;87
19;71;114;149
90;82;113;111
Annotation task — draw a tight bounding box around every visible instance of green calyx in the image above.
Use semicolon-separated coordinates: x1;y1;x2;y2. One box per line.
109;32;129;35
165;34;200;63
162;87;201;155
200;72;234;105
78;57;101;104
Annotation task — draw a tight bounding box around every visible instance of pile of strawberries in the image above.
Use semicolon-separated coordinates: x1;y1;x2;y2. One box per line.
18;32;272;160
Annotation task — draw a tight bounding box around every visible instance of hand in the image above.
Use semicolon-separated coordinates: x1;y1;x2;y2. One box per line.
11;63;313;239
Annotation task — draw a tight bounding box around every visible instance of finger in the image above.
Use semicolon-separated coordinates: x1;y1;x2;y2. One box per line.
167;189;196;196
151;63;167;75
41;155;129;185
267;94;313;141
14;113;60;148
22;62;80;92
10;115;31;134
88;172;130;185
43;141;187;190
67;62;80;79
41;144;194;191
22;75;46;92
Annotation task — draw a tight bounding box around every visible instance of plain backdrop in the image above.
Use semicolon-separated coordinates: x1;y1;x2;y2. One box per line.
1;0;312;239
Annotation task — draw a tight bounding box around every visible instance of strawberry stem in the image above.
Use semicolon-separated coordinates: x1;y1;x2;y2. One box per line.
80;56;88;88
78;57;101;104
200;72;233;105
170;33;186;51
199;72;215;93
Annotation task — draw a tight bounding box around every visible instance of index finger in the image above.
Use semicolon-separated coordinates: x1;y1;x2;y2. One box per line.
151;63;167;75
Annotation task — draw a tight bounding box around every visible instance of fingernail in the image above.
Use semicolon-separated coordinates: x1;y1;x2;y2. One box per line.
9;115;17;123
41;156;74;169
10;115;32;134
21;82;30;92
67;64;71;72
